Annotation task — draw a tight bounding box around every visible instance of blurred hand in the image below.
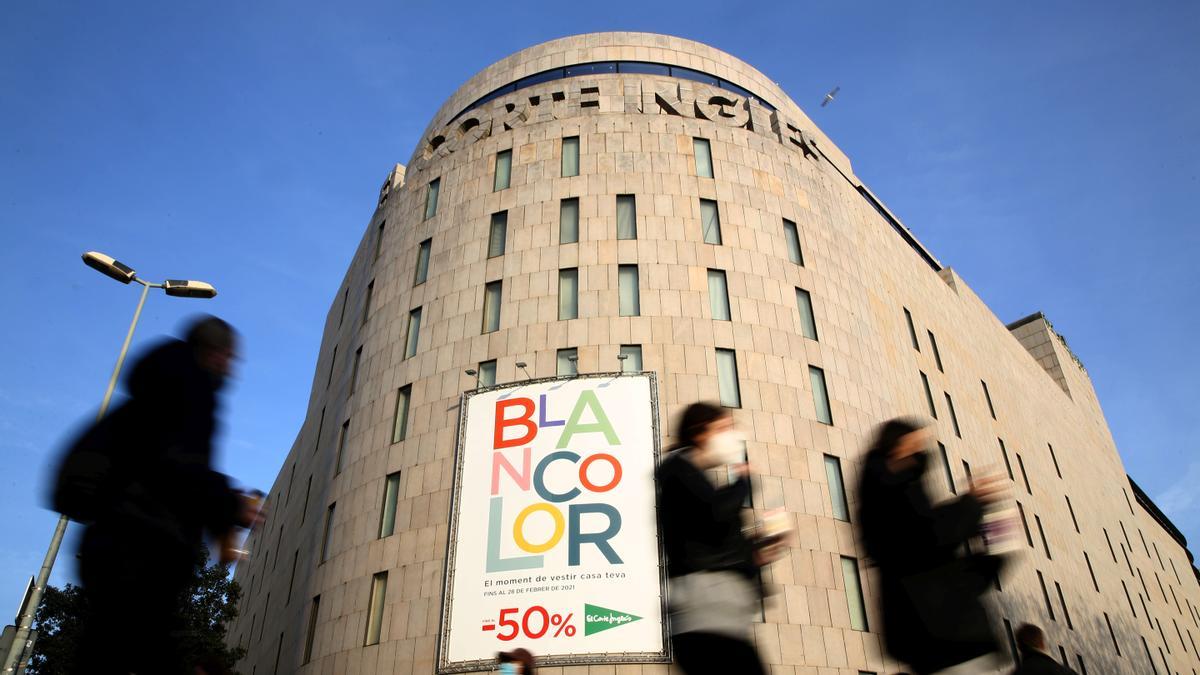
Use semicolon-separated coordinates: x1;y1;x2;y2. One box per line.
970;474;1008;505
754;540;787;566
730;462;750;479
238;492;267;531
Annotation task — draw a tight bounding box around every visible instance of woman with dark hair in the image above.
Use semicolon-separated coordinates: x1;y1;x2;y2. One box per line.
655;402;783;675
858;417;1008;674
496;647;535;675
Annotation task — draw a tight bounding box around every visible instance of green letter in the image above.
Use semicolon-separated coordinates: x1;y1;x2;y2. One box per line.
556;391;620;448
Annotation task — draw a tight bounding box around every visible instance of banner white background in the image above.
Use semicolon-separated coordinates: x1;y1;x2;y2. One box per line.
440;374;665;670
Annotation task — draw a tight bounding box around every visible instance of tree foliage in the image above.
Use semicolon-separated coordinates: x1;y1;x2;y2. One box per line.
28;548;246;674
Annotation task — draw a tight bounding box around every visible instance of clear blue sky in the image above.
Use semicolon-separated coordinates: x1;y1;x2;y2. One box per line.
1;2;1197;615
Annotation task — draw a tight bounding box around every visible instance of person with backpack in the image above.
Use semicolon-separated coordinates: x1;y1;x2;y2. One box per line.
53;315;263;674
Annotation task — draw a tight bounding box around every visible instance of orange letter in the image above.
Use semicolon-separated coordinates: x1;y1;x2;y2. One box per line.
494;398;537;449
579;453;622;493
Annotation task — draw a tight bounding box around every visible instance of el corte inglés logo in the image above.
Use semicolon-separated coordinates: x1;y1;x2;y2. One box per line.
583;603;642;636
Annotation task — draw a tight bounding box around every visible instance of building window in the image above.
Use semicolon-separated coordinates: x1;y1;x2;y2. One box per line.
560;197;579;244
301;474;313;524
488;211;507;258
424;178;440;220
287;549;299;605
303;596;320;664
482;281;502;333
478;360;497;387
1123;579;1137;617
618;264;640;316
561;136;579;177
1036;515;1052;559
1017;453;1032;494
982;379;996;419
557;348;578;376
999;438;1014;480
708;269;731;320
350;346;363;392
920;371;937;418
841;557;868;631
335;419;349;475
1018;501;1034;547
374;221;386;262
810;365;833;425
378;472;402;538
559;268;579;320
937;442;956;494
693;137;713;178
619;344;642;372
326;346;337;390
319;503;335;563
944;392;961;438
700;198;722;244
782;218;804;266
1104;612;1120;656
927;330;944;371
824;455;849;522
616;194;637;239
1037;570;1055;621
1066;496;1079;533
1048;443;1062;478
414;238;432;285
392;385;411;443
1003;619;1020;665
272;631;284;674
493;149;512;191
715;348;741;408
404;307;421;359
364;571;388;646
1085;551;1099;591
1104;528;1117;562
904;308;920;351
795;288;818;340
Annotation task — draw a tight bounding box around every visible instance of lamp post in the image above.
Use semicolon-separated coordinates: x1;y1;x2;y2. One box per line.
1;252;217;674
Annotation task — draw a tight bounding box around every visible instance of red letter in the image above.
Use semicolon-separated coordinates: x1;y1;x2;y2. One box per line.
579;453;622;493
491;447;531;495
494;398;537;449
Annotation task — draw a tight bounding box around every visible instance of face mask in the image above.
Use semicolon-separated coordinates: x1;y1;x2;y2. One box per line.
499;663;519;675
705;430;745;467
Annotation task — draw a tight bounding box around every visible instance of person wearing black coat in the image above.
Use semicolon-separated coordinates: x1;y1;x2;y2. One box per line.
57;316;258;674
857;418;1007;675
1010;624;1077;674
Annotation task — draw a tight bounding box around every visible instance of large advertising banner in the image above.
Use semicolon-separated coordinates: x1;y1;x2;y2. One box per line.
438;373;667;672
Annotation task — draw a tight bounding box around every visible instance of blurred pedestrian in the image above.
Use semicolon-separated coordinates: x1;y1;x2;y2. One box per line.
52;315;264;674
1010;623;1076;674
857;418;1007;675
496;647;535;674
656;402;785;675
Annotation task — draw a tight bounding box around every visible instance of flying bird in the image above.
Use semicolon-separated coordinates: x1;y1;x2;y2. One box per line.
821;86;840;107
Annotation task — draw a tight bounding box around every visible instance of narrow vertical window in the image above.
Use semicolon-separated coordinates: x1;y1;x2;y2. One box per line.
364;572;388;646
841;557;868;631
350;346;362;392
927;330;944;371
1017;453;1032;494
1018;501;1034;547
319;503;335;563
488;211;507;258
259;594;270;640
314;407;326;454
413;238;432;285
1142;637;1158;674
944;392;961;437
707;269;731;320
378;472;402;538
301;475;313;524
404;307;421;359
561;136;579;177
556;348;578;376
1085;551;1099;592
303;596;320;664
795;288;818;340
558;268;579;320
373;221;386;262
999;438;1014;480
560;197;579;244
424;178;440;220
493;149;511;191
618;264;640;317
904;308;920;351
699;198;722;244
616;194;637;239
782;218;804;265
1048;443;1062;478
1105;612;1121;656
824;455;849;522
920;371;937;418
1104;528;1117;562
272;631;284;675
982;379;996;419
810;365;833;425
287;549;299;604
1075;654;1087;675
478;360;497;387
619;345;643;372
391;385;411;443
339;288;349;327
693;137;713;178
937;442;956;494
1036;515;1052;559
1038;570;1056;621
1004;618;1020;665
326;346;337;389
335;419;349;475
482;280;502;333
363;281;374;325
1066;496;1080;533
715;348;741;408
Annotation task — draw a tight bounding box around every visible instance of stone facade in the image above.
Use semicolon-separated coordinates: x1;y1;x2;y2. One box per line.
228;33;1200;674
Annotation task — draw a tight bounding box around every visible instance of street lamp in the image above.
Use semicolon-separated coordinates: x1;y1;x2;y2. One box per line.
2;252;217;674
